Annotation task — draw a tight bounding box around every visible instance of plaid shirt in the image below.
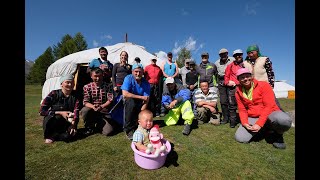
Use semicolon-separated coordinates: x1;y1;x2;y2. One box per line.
83;82;110;105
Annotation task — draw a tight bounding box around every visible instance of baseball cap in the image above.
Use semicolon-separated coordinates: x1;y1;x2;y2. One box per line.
233;49;243;56
134;57;141;62
132;63;143;70
189;60;196;65
165;77;175;84
219;48;228;54
236;68;251;78
185;59;191;63
201;52;209;56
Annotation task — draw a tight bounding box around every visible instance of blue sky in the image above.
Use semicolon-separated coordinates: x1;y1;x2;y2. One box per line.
25;0;295;86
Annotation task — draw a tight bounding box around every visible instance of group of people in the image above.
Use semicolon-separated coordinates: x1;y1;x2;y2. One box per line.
39;45;292;149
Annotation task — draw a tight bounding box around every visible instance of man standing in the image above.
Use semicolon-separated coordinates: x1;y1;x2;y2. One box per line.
179;58;191;87
214;48;235;125
121;64;151;140
161;77;194;136
195;52;218;91
87;47;113;84
144;58;163;117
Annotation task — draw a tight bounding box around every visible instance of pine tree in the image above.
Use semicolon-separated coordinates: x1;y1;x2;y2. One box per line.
176;47;192;68
27;47;54;84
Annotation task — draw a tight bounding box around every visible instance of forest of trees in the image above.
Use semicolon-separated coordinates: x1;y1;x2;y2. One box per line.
26;32;88;84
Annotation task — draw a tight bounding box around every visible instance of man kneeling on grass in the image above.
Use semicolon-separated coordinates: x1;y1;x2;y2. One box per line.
234;68;292;149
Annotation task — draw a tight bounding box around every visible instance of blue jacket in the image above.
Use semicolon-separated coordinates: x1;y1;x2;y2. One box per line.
162;83;190;107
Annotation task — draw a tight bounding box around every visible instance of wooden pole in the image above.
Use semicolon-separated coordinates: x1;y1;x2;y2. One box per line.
125;33;128;42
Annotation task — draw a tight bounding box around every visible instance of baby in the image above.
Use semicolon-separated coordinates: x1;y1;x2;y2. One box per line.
132;110;154;152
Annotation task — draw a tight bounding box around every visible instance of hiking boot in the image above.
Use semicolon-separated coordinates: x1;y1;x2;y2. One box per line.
230;120;236;128
272;133;286;149
182;124;191;135
220;118;229;125
156;112;160;117
209;117;220;126
44;138;54;144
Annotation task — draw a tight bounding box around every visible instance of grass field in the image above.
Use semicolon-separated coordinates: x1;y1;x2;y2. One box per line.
25;85;295;179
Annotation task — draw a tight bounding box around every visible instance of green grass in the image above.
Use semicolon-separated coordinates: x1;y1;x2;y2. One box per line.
25;85;295;179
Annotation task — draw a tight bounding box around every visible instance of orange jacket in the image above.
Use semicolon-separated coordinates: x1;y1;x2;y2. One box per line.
235;79;280;127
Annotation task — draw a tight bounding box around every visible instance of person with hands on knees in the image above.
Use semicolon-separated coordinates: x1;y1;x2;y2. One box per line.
234;68;292;149
81;68;120;136
39;74;81;144
121;63;151;140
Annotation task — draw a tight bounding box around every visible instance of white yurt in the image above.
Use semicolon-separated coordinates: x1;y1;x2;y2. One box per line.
41;42;163;103
273;80;295;98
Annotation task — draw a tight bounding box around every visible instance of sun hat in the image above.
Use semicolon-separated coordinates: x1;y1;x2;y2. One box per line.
219;48;228;54
59;74;74;84
165;77;175;84
233;49;243;56
236;68;251;78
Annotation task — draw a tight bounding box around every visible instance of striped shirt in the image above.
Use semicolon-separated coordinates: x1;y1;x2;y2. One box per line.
193;88;218;104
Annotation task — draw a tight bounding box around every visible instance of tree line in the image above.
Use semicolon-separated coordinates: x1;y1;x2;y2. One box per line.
26;32;88;84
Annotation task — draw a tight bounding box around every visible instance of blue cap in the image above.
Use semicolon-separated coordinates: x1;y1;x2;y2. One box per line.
132;63;143;70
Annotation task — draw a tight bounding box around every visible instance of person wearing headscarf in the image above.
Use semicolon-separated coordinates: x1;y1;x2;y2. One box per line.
39;74;81;144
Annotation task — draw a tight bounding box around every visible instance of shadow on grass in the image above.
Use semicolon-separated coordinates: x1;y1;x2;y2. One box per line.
164;142;179;168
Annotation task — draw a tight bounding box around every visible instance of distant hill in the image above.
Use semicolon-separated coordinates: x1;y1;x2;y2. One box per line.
25;60;34;77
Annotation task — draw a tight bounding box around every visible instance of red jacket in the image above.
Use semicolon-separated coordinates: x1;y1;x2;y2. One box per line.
235;79;280;127
144;64;162;84
224;62;242;86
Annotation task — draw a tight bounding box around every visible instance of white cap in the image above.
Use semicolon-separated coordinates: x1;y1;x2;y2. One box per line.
165;77;175;84
233;49;243;56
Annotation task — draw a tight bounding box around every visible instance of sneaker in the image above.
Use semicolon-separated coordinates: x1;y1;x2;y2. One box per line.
182;124;191;135
209;117;220;125
155;112;160;117
126;130;134;140
160;113;166;117
44;138;54;144
272;133;286;149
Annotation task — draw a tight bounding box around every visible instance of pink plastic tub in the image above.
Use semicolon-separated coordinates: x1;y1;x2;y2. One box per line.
131;139;171;170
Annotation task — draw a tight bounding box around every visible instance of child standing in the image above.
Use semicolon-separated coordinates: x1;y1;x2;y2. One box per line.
132;110;154;152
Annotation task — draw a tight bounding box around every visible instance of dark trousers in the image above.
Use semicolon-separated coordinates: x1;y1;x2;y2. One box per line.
81;107;118;135
148;84;161;116
123;98;143;134
218;83;230;122
227;86;238;123
43;114;72;141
